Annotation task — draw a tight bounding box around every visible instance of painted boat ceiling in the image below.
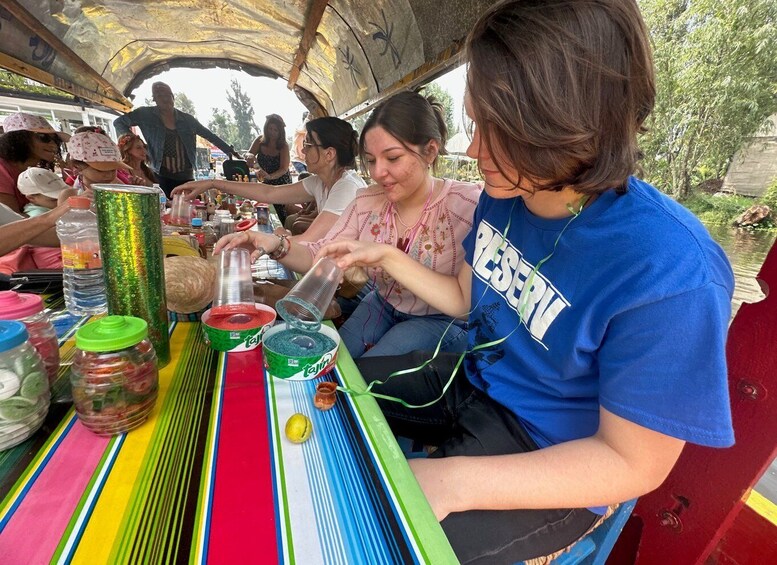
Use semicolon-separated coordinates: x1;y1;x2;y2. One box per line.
0;1;496;115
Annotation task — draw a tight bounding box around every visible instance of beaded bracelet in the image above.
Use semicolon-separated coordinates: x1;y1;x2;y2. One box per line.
269;233;290;260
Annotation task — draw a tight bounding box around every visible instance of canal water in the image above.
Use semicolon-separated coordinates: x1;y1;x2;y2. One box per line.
705;224;777;503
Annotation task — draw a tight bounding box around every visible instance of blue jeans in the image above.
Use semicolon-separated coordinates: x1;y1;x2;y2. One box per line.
339;290;468;359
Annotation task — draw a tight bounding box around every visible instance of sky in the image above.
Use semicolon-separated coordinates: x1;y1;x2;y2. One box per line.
129;64;468;136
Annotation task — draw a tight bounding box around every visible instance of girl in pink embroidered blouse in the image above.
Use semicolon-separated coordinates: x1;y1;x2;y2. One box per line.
215;91;481;358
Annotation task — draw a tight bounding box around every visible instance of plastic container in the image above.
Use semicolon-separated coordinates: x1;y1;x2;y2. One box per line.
203;221;218;258
169;193;193;227
0;321;50;451
0;291;60;384
71;316;159;436
219;217;235;238
56;196;107;316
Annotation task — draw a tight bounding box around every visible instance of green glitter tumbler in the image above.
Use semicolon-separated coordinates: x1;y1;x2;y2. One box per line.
93;185;170;367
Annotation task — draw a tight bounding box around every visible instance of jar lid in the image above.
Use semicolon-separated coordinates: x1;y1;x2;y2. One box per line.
0;291;43;319
75;316;148;352
191;217;203;227
0;321;29;353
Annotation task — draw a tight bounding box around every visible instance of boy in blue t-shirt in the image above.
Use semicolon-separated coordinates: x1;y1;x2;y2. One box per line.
316;1;735;562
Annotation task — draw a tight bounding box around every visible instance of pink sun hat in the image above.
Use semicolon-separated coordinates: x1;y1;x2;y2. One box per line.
2;112;70;141
66;131;131;172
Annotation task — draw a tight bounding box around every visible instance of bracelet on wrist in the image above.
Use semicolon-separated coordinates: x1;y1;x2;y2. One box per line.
268;233;290;260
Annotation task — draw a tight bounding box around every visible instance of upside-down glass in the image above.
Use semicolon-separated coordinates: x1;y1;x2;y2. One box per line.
211;247;256;321
276;257;343;333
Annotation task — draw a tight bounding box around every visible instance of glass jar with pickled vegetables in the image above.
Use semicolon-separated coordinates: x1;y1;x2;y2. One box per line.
0;291;60;384
71;316;158;436
0;321;50;451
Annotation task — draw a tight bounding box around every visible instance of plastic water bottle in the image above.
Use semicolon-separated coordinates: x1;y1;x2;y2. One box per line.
56;196;107;316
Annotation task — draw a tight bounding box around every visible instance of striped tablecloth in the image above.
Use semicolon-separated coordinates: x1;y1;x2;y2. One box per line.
0;301;456;564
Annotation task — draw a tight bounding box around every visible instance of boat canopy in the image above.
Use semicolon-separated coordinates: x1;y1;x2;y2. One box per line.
0;0;494;116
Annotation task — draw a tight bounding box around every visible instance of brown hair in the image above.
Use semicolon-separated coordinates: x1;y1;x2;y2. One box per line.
359;90;449;173
306;117;359;168
117;132;157;183
260;114;288;151
466;0;655;194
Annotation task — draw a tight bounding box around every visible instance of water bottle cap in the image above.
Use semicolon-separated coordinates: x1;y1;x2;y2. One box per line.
0;291;43;319
75;315;148;352
191;218;203;227
0;320;29;353
68;196;91;209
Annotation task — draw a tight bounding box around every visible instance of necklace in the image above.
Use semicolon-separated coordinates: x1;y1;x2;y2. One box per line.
388;179;437;252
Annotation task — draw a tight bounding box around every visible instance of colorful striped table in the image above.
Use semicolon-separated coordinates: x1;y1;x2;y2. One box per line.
0;302;457;563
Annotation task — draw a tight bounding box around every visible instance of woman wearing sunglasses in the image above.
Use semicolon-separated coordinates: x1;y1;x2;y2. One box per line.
0;113;70;213
174;117;365;243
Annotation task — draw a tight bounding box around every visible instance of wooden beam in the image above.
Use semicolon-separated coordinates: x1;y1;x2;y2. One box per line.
288;0;329;89
3;0;130;106
0;53;132;113
341;41;465;120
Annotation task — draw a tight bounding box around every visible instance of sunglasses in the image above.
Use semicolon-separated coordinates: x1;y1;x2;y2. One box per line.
35;133;60;144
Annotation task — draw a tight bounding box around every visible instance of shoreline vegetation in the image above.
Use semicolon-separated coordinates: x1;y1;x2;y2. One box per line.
681;179;777;232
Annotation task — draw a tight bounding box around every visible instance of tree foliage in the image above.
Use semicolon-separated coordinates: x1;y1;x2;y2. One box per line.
207;108;238;146
226;79;259;150
421;83;458;136
0;71;71;99
639;0;777;199
174;93;197;117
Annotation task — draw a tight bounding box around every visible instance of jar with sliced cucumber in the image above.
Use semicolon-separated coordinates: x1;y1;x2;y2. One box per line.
71;316;158;435
0;291;60;385
0;321;51;451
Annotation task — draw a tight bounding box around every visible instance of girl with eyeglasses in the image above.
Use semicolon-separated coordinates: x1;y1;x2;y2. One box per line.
174;117;365;243
0;112;70;214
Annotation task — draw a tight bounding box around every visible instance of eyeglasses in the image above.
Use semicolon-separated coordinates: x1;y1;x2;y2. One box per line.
35;133;60;144
303;142;324;149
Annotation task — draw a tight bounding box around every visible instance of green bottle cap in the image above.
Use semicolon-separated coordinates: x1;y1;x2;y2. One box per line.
75;316;148;352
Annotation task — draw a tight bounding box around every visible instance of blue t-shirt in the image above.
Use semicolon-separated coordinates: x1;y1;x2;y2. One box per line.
462;177;735;450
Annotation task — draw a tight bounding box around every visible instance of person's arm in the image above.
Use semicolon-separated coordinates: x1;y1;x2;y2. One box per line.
214;230;315;274
0;203;69;255
289;211;338;243
113;110;139;136
263;145;291;181
315;239;472;318
192;118;239;157
409;407;685;520
173;177;313;205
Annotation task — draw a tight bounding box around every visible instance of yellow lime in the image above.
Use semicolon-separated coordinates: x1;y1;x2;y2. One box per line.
284;413;312;443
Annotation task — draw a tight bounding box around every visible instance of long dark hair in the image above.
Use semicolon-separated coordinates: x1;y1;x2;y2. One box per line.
358;90;448;172
0;130;35;163
306;117;359;168
466;0;655;195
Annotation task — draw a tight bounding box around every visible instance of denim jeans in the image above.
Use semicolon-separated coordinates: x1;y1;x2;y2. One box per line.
339;290;468;359
355;351;598;564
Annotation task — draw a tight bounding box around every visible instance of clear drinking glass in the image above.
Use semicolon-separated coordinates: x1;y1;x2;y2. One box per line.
211;248;256;321
276;257;343;332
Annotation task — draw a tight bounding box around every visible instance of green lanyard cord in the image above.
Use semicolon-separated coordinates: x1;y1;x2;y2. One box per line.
335;195;588;409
